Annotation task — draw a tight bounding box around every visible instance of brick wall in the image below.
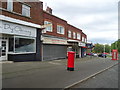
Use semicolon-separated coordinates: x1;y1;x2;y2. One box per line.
1;0;44;25
67;24;82;41
82;32;87;42
43;11;68;38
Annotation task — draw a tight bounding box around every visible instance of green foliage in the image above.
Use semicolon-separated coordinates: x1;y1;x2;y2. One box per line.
93;39;120;54
93;43;110;53
111;39;120;53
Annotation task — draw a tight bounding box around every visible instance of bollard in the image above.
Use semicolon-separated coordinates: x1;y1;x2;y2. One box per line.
67;51;75;71
112;49;118;60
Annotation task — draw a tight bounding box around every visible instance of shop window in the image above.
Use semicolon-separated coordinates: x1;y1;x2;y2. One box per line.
73;32;76;39
68;31;71;38
7;0;13;12
9;36;36;53
22;4;30;17
57;25;64;34
9;37;14;52
44;21;52;32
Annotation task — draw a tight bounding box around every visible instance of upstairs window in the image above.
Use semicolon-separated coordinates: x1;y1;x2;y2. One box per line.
57;25;65;34
44;21;52;32
22;4;30;17
82;37;84;42
77;33;81;40
7;0;13;12
73;32;76;39
85;38;87;42
68;31;71;38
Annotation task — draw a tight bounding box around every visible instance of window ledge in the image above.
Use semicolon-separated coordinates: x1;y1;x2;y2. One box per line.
8;52;36;55
0;8;31;19
57;32;64;35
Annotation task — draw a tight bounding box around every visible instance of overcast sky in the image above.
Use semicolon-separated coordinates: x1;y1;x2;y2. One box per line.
41;0;119;45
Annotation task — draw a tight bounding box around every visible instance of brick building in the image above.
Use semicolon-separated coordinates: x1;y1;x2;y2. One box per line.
67;24;82;58
0;0;88;62
42;10;68;60
0;0;43;61
42;7;87;60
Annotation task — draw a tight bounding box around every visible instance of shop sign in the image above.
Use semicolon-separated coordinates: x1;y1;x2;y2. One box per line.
0;21;36;37
79;42;86;46
43;37;68;45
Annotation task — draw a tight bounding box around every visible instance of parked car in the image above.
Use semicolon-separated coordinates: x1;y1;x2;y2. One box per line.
93;53;98;57
87;53;94;56
98;53;107;58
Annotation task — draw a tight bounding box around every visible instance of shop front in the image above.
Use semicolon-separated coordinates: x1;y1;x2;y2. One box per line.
67;39;81;58
42;36;68;61
79;42;87;58
0;15;41;62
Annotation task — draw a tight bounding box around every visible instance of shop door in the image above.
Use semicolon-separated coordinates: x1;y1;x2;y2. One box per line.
0;40;8;61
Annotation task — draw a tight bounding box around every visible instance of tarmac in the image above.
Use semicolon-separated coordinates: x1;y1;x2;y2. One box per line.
1;56;118;88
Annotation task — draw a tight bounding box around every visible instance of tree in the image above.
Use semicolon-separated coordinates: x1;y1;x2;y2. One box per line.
111;39;120;53
93;43;110;53
93;43;104;53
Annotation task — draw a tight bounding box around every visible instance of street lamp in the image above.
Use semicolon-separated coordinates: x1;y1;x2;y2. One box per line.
103;43;106;58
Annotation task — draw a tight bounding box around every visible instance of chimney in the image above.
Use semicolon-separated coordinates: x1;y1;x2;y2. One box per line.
46;6;52;14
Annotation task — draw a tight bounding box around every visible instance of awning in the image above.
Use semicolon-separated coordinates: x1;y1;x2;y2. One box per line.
67;39;79;43
82;46;87;48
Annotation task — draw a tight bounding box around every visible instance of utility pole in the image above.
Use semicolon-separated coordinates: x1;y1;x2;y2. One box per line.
103;44;106;58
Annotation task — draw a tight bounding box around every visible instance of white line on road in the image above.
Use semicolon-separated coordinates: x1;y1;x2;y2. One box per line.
48;62;61;65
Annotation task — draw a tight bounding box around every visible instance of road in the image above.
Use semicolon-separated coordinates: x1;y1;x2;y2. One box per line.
1;57;118;88
70;64;118;88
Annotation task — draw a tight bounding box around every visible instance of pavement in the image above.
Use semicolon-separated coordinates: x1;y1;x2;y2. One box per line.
1;56;118;88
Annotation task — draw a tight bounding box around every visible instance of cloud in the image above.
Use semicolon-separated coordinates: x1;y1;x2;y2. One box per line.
41;0;119;44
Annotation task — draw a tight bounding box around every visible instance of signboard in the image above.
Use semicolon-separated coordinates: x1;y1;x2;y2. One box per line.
79;42;86;46
43;37;68;45
0;20;36;37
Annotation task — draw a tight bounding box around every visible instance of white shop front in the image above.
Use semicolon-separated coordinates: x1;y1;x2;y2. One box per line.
0;15;41;61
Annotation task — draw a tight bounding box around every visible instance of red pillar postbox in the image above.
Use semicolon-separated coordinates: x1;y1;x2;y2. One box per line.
112;49;118;60
67;51;75;71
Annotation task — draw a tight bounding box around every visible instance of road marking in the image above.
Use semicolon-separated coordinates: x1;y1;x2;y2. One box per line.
0;61;13;64
48;62;61;65
64;63;118;89
54;60;62;61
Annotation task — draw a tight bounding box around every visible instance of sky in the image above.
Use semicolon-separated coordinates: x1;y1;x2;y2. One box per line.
41;0;119;45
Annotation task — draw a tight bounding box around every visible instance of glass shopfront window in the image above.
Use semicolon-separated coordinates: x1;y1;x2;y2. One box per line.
9;36;36;53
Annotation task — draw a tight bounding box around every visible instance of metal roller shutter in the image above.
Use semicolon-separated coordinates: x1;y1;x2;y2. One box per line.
43;44;67;61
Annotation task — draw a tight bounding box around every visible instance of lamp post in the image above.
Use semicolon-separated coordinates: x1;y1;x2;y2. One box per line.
103;43;106;58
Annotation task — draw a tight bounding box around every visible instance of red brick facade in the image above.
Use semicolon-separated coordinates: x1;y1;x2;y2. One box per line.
1;0;87;42
1;0;43;25
67;24;82;41
43;11;86;42
43;11;68;38
82;32;87;42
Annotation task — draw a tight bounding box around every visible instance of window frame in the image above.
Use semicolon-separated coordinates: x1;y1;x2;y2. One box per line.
68;30;72;38
73;32;76;39
8;35;36;54
22;4;31;17
7;0;13;12
57;24;65;35
82;36;84;42
77;33;81;40
44;20;53;32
